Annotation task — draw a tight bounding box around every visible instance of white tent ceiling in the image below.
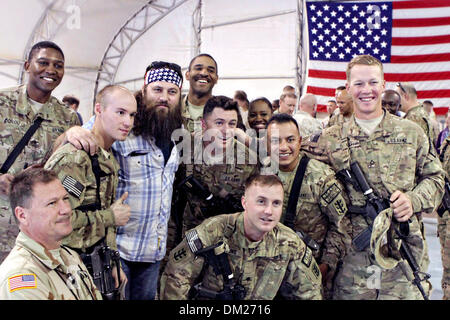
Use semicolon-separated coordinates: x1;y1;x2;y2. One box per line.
0;0;301;122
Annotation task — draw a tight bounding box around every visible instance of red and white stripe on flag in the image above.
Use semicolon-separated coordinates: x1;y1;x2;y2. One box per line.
303;0;450;115
8;274;37;292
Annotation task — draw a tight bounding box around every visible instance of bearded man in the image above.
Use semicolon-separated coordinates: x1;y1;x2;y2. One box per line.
60;61;184;300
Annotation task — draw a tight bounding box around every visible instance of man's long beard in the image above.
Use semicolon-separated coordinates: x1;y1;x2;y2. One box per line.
132;91;182;149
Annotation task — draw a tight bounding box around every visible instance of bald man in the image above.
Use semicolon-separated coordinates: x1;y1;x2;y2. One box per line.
292;93;323;138
327;89;353;127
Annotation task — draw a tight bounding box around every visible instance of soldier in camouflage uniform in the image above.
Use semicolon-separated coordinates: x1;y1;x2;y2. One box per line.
181;54;219;133
45;85;137;289
396;82;437;151
396;82;438;273
438;135;450;299
326;88;353;128
0;41;80;263
302;55;444;300
0;168;102;300
160;174;322;300
178;96;259;235
266;113;347;299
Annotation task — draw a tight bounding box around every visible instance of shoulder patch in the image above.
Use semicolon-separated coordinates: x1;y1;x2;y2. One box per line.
302;247;313;268
321;183;341;204
8;274;37;292
331;198;347;216
62;175;84;198
185;229;203;254
311;262;321;279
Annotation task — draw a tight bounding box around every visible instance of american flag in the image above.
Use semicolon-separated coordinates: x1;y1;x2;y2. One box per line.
303;0;450;115
8;274;37;292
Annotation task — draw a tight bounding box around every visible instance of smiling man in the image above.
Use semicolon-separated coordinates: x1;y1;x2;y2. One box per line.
266;113;347;299
160;174;322;300
0;168;102;300
44;85;137;298
301;54;444;300
182;54;219;133
62;61;184;300
179;95;258;234
0;41;80;263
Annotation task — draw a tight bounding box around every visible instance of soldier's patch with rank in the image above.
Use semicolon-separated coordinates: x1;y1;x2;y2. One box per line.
302;247;313;268
62;176;84;198
321;183;341;204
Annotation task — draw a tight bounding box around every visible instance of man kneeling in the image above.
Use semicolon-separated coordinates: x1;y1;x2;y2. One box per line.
160;174;323;300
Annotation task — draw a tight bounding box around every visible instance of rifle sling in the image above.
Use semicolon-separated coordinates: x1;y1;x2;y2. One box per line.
285;156;310;229
0;116;44;174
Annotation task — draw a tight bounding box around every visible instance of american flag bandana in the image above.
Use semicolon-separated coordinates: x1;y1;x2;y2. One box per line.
144;67;182;88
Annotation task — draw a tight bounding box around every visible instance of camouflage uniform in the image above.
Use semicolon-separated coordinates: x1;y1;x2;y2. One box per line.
404;104;436;153
292;111;323;138
182;136;259;234
0;232;102;300
301;111;444;300
0;85;80;262
275;152;348;298
326;112;349;128
44;143;119;251
438;136;450;299
161;136;258;284
181;95;203;133
160;212;323;300
403;104;437;272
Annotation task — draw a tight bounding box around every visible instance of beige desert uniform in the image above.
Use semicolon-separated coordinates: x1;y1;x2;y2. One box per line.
0;232;102;300
0;85;80;262
438;136;450;299
160;212;323;300
302;111;444;300
44;143;119;251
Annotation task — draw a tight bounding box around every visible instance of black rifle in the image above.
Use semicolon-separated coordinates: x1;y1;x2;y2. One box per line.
437;177;450;218
190;242;246;300
337;161;430;300
177;175;244;218
79;240;121;300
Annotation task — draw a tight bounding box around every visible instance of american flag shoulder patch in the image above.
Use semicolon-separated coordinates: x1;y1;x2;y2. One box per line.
8;274;37;292
62;175;84;198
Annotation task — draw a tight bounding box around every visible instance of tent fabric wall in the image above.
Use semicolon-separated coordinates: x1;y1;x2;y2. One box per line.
0;0;300;123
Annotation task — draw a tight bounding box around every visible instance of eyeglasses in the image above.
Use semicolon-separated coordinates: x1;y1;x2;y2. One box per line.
146;61;182;76
397;82;406;94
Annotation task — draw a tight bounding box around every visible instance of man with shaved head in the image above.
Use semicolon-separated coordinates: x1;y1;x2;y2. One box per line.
292;93;323;138
45;85;137;298
326;88;353;127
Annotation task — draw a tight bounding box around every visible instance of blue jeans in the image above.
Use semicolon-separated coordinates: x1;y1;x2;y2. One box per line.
120;258;161;300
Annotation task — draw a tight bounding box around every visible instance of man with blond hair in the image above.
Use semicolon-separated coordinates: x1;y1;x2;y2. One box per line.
302;54;444;300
